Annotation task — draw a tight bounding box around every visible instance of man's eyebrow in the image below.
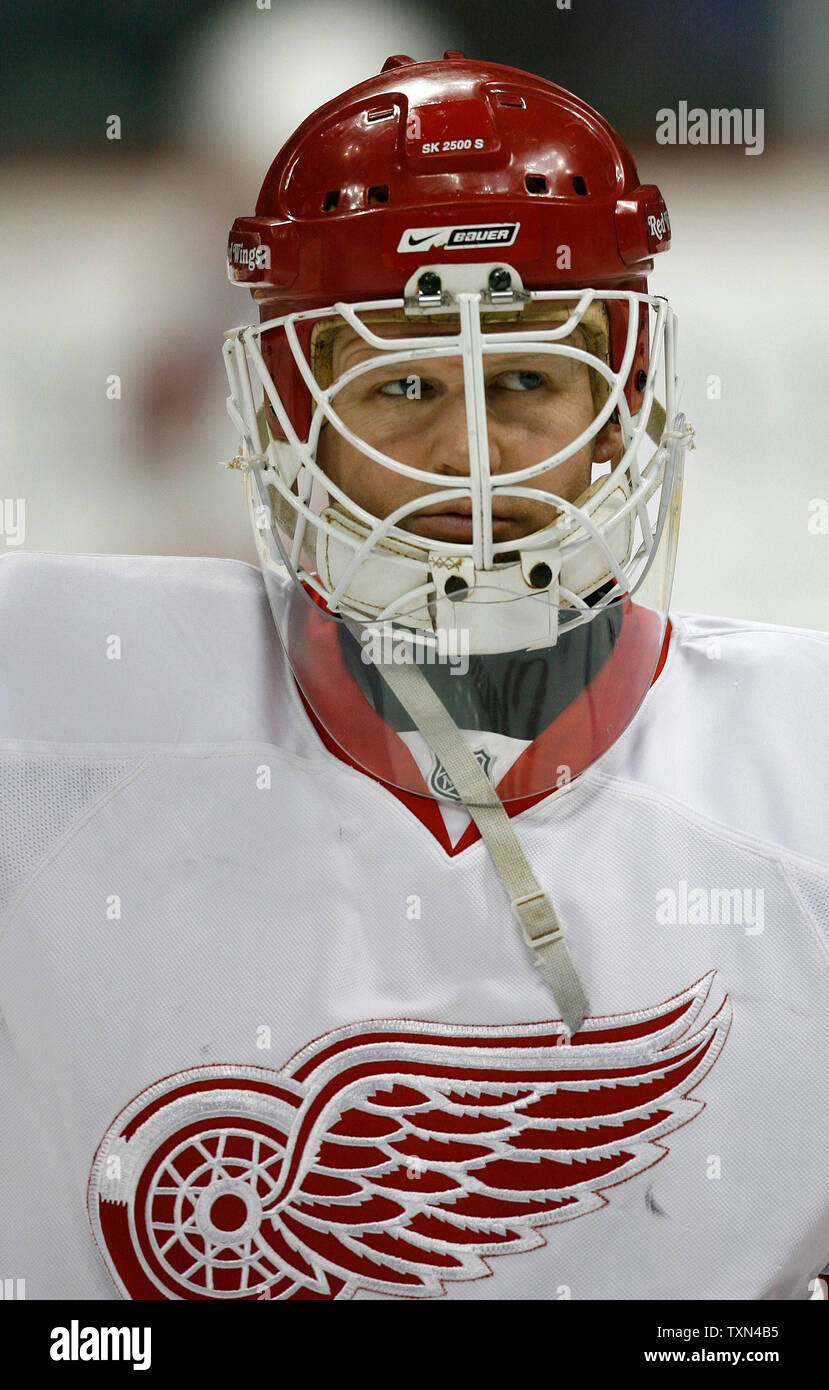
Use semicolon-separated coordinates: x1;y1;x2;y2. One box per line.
335;327;586;375
334;325;453;361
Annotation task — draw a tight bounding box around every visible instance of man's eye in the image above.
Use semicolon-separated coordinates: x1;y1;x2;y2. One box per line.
494;370;544;391
377;378;416;396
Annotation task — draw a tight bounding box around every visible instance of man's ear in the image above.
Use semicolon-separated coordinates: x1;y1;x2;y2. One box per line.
592;419;623;464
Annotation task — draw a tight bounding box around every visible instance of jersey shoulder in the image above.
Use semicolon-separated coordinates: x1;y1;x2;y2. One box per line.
605;608;829;866
0;549;293;746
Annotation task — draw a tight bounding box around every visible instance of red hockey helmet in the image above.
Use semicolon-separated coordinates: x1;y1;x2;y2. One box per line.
227;52;671;442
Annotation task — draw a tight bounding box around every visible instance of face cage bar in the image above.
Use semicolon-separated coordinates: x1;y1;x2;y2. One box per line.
223;289;680;629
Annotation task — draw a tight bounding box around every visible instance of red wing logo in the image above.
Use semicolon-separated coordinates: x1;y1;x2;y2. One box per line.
88;974;730;1300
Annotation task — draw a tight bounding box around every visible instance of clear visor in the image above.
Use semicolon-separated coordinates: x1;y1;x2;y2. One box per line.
224;285;689;804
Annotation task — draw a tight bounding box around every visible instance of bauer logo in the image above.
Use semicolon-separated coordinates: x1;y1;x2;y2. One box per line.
397;223;520;253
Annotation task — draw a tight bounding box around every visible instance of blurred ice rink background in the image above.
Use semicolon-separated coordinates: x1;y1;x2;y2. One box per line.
1;0;827;628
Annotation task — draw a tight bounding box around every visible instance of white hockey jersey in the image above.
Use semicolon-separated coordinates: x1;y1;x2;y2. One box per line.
0;550;827;1301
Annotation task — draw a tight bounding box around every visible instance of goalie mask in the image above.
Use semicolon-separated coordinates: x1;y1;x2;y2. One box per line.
223;52;692;807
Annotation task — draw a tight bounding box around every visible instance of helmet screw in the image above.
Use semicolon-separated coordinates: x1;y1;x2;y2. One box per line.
488;267;512;293
636;369;647;391
528;562;553;589
418;271;442;296
444;575;469;600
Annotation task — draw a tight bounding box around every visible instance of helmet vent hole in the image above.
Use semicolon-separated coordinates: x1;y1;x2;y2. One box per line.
322;190;340;212
525;173;547;194
367;107;395;123
367;184;390;205
572;175;588;195
528;562;554;589
444;575;469;601
495;93;526;108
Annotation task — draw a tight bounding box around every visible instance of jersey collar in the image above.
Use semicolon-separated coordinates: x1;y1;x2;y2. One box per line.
290;600;671;856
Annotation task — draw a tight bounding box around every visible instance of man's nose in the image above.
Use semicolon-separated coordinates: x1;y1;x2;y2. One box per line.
427;388;505;476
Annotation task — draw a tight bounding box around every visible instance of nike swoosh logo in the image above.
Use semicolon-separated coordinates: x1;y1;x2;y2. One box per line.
405;232;445;247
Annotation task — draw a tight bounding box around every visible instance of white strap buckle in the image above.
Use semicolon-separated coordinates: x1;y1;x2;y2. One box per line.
512;889;564;950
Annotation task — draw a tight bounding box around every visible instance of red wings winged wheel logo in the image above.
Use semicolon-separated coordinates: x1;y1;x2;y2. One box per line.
88;974;730;1299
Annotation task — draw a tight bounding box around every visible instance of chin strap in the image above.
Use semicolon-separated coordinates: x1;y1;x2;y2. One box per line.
347;621;588;1036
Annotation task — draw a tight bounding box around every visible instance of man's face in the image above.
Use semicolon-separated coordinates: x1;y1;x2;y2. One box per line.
315;315;622;546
